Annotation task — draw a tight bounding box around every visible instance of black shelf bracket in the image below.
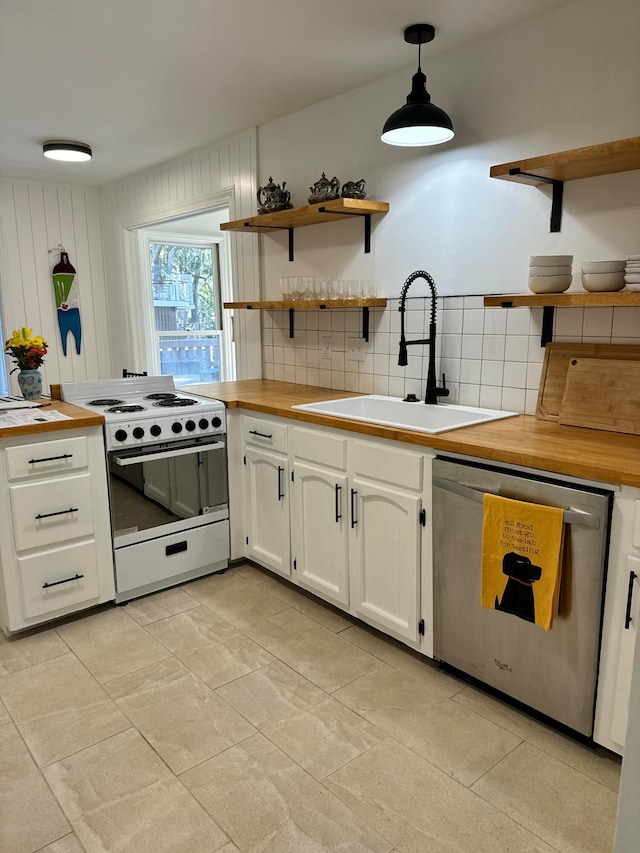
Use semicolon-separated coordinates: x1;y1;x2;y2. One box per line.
317;207;372;253
362;307;370;341
244;222;295;261
508;168;564;232
496;300;555;346
289;308;295;338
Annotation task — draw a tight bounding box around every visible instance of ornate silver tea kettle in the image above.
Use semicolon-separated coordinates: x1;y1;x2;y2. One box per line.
257;177;293;215
308;172;340;204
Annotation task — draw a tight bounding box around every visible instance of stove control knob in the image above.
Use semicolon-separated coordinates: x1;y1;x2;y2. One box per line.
150;424;161;437
211;416;222;429
133;427;145;440
115;429;127;442
198;418;209;430
172;422;183;434
185;419;196;432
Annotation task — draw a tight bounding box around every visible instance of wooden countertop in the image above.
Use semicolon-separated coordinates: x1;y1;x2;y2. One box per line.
188;380;640;489
0;400;104;438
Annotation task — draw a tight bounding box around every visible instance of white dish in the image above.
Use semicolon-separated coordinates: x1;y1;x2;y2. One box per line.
581;272;625;292
625;283;640;291
529;265;572;277
582;260;626;274
529;255;573;267
528;275;572;294
624;274;640;283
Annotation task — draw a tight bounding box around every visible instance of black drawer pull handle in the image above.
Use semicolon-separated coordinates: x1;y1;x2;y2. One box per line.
28;453;73;464
335;484;342;522
625;570;637;629
249;430;273;439
166;540;188;556
42;573;84;589
35;507;78;520
351;489;358;527
277;466;285;501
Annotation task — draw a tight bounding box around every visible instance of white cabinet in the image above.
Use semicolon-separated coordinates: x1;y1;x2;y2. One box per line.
595;487;640;754
0;427;115;634
243;428;290;578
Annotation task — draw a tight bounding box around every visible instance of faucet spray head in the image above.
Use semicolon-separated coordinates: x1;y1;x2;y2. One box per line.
398;338;408;366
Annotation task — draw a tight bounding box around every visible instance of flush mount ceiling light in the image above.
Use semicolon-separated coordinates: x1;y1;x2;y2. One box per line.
42;140;92;162
381;23;454;148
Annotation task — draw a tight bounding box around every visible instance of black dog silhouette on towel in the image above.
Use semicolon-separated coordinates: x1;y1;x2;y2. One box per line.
495;551;542;623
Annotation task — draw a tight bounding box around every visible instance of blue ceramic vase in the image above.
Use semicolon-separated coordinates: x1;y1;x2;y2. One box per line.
17;369;43;400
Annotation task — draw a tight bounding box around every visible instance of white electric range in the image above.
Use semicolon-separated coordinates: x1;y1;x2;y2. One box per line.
61;376;230;602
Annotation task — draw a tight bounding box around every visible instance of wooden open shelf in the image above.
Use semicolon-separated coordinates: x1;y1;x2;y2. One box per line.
490;136;640;185
224;298;387;310
221;198;389;233
484;291;640;308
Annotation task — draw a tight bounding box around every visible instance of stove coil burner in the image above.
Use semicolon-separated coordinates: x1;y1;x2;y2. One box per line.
87;398;126;406
153;398;198;408
106;404;146;414
144;393;178;400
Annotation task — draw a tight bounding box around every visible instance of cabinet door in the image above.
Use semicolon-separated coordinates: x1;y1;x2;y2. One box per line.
349;476;421;642
244;447;290;577
611;556;640;745
291;461;348;606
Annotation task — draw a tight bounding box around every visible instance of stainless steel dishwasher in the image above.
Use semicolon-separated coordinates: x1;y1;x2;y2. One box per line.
432;456;613;736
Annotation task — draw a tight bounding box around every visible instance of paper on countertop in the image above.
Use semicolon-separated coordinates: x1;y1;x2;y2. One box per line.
0;396;44;410
0;409;72;428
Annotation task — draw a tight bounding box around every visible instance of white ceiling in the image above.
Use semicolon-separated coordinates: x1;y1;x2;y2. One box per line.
0;0;574;186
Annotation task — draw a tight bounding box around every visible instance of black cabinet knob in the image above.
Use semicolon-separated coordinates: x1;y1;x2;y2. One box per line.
133;427;145;439
115;429;127;442
172;422;183;434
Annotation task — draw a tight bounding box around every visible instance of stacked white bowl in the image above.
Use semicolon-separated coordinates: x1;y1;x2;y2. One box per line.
528;255;573;293
581;260;626;292
624;253;640;291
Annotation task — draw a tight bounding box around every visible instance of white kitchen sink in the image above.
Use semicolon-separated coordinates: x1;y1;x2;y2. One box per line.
292;395;518;434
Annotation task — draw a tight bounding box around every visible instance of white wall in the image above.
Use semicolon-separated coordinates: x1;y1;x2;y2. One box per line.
0;179;112;391
257;0;640;301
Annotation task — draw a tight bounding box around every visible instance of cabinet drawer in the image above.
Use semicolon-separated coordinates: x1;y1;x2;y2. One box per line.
10;473;95;551
18;540;101;619
351;440;423;491
243;416;288;453
5;435;89;481
292;427;346;469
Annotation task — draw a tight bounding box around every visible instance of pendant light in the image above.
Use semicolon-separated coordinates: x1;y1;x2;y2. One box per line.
42;140;92;162
381;24;454;147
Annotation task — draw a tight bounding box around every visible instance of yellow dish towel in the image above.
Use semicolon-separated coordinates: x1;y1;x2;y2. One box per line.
481;493;565;631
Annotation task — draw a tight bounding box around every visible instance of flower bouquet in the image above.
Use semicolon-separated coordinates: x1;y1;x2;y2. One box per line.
4;327;48;399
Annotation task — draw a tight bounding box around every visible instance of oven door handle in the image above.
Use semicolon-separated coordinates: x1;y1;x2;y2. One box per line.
112;441;225;466
432;476;600;529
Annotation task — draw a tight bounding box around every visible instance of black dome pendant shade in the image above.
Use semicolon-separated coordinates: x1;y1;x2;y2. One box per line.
381;23;454;147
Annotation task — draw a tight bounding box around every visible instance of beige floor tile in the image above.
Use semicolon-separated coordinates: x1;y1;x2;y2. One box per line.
177;633;276;688
0;695;10;725
56;607;171;683
274;625;381;692
454;685;622;792
243;607;322;652
334;664;521;786
471;741;618;853
37;833;86;852
232;563;272;585
0;722;70;853
261;578;355;631
124;586;200;626
0;626;69;676
43;729;229;853
0;655;130;767
182;570;254;603
181;732;392;852
341;624;464;697
263;696;386;779
104;657;255;774
144;604;237;652
216;661;327;729
193;584;292;629
326;739;557;853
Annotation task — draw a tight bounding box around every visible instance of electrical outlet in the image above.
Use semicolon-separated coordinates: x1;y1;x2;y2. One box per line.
347;337;365;362
320;334;332;359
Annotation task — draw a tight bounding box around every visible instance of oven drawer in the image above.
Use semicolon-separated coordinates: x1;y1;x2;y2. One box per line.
115;519;230;596
10;473;95;551
18;540;101;619
243;416;288;454
5;435;89;481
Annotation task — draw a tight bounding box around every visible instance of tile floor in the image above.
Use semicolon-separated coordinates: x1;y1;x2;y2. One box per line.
0;563;621;853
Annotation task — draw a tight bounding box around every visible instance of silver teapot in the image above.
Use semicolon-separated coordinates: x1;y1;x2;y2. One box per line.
308;172;340;205
257;177;293;215
341;178;366;200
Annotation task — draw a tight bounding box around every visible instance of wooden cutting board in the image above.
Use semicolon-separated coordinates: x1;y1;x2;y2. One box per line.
558;358;640;434
535;343;640;422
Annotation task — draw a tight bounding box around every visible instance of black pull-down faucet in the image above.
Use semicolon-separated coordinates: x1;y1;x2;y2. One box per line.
398;270;449;405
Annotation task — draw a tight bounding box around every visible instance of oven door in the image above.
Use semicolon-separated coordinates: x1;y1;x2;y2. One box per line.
108;435;228;547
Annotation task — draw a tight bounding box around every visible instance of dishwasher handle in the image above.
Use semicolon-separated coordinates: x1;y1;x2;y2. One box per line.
433;476;600;529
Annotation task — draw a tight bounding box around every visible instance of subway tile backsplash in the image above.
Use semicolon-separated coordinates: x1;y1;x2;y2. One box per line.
260;297;640;414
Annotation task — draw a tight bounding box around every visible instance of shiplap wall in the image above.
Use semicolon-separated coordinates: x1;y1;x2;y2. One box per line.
0;179;111;391
98;129;261;379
